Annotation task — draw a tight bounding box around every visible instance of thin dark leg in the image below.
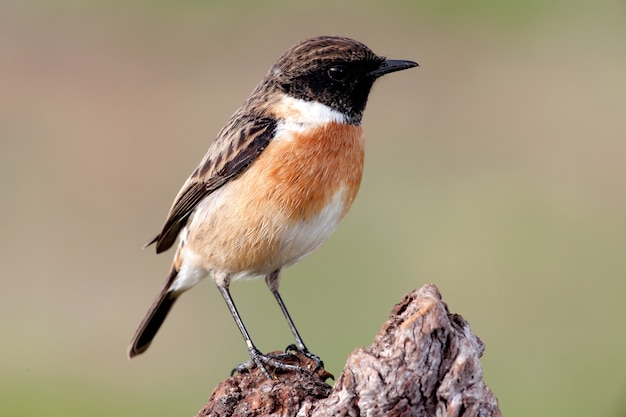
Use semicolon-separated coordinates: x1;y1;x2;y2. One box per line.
271;287;309;352
265;271;324;371
217;283;302;379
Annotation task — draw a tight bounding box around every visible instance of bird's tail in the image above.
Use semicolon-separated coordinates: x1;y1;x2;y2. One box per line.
128;266;180;358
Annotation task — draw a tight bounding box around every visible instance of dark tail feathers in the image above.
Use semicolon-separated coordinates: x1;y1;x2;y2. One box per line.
128;269;180;358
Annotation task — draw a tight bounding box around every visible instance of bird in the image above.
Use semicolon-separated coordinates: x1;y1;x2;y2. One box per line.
128;35;417;378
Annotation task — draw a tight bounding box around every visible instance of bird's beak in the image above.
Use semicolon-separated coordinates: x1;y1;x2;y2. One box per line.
368;59;418;78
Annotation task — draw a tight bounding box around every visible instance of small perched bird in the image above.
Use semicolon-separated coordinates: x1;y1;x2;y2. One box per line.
128;36;417;378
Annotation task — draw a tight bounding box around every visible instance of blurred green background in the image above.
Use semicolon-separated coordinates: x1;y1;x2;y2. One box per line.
1;0;625;416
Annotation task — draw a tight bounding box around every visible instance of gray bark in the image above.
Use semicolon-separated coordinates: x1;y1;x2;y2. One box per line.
196;284;502;417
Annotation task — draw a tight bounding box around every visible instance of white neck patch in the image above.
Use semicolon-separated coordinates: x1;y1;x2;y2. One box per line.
274;94;348;135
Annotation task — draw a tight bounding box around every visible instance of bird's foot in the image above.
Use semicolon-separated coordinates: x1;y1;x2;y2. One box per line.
231;348;304;379
285;344;324;373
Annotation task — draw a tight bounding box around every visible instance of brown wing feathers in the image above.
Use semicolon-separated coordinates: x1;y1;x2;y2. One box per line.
147;117;277;253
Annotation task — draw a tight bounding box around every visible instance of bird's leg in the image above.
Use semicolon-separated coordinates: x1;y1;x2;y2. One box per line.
216;282;302;379
265;271;324;372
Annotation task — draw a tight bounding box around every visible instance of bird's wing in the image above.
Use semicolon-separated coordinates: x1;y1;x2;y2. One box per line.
146;115;277;253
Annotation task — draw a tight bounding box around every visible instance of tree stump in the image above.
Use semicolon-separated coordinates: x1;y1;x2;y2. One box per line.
196;284;502;417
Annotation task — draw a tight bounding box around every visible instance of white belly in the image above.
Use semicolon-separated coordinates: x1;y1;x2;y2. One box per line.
275;186;346;269
171;183;349;289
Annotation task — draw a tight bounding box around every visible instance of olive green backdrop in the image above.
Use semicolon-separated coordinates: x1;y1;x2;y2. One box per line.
1;1;625;416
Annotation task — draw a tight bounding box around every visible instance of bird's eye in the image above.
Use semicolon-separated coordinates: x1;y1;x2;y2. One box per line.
327;65;350;82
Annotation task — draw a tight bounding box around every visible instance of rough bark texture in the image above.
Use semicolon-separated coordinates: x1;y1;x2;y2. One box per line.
196;284;502;417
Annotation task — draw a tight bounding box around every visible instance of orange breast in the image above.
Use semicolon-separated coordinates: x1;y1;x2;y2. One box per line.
254;122;365;222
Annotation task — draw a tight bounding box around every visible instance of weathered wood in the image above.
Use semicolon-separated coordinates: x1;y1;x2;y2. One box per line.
196;284;502;417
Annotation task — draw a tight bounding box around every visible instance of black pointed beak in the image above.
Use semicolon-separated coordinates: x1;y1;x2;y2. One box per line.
368;59;418;78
